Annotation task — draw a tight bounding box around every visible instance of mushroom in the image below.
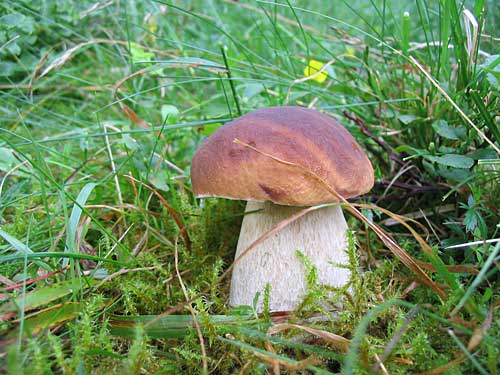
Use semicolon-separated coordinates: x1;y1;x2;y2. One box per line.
191;106;373;312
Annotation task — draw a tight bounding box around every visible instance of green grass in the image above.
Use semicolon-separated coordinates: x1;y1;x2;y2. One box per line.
0;0;499;373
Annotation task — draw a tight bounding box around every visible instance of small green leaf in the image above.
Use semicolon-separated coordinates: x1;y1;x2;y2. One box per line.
480;55;500;89
161;104;180;124
0;13;25;28
121;133;140;150
464;209;479;232
437;167;471;182
0;62;18;77
481;287;493;303
6;42;21;55
92;268;109;279
468;148;498;160
438;145;459;154
239;83;265;102
394;145;423;154
485;73;499;89
148;170;170;192
129;42;154;64
432;120;465;140
425;154;474;169
200;123;222;136
398;114;417;125
78;133;95;151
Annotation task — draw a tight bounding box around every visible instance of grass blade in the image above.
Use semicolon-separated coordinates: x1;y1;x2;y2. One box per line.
1;279;95;319
0;251;126;266
4;303;82;339
451;241;500;316
63;182;96;267
0;228;52;272
109;314;252;339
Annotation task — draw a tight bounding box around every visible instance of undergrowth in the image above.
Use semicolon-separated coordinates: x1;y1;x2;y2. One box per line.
0;0;499;374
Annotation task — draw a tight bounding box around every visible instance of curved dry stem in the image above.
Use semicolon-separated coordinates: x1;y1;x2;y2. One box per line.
111;57;226;129
233;138;447;300
124;175;191;250
174;237;208;373
266;323;350;352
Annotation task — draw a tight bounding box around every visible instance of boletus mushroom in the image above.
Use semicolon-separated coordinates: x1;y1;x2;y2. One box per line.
191;106;373;312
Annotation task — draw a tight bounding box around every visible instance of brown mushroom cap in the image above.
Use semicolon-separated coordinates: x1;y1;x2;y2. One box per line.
191;106;374;206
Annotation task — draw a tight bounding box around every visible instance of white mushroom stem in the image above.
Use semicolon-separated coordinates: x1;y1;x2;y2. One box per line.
229;201;350;312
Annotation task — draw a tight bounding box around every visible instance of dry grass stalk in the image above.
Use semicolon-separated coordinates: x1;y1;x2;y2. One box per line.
174;237;208;373
233;139;447;299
